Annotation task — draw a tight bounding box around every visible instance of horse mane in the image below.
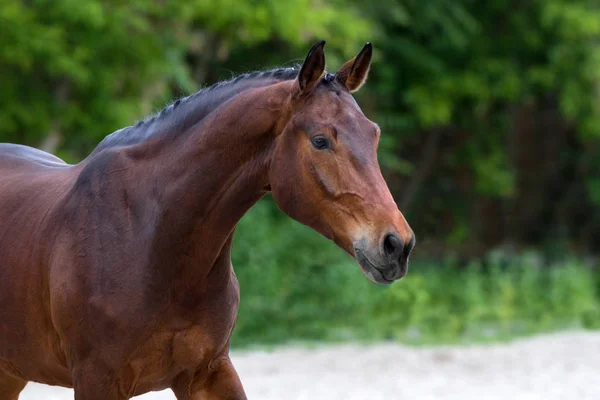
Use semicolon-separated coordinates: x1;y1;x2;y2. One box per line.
92;67;304;153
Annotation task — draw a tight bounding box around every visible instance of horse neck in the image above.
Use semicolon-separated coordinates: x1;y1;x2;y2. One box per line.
127;80;293;283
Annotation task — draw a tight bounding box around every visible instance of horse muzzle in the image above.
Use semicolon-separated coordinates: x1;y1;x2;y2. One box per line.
353;232;415;285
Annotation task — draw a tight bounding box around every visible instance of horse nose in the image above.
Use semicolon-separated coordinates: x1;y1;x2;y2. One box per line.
382;233;415;264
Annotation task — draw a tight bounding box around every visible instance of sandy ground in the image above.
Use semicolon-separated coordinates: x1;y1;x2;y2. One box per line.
20;331;600;400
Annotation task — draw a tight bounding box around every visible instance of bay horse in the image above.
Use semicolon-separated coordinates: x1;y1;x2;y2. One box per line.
0;41;414;399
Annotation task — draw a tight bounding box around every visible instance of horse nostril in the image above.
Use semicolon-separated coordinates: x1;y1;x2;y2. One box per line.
382;234;403;259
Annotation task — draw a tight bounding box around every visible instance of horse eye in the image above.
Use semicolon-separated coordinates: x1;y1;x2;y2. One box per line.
311;136;330;150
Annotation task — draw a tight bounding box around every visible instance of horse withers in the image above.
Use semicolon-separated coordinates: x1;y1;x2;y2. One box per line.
0;41;414;399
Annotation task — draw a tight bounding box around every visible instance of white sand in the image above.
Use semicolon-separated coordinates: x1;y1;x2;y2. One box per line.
20;331;600;400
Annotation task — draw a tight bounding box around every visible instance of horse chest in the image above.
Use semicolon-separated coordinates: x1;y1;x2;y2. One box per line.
121;321;235;395
120;280;241;394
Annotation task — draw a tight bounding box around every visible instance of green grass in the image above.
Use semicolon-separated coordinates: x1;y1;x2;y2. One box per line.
229;200;600;348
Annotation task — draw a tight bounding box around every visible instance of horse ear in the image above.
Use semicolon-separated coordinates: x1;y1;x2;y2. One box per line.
336;42;372;93
296;40;326;95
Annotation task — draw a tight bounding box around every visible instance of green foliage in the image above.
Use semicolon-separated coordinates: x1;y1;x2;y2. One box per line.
230;201;600;347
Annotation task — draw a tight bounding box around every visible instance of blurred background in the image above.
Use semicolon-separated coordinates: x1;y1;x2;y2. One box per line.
2;0;600;398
